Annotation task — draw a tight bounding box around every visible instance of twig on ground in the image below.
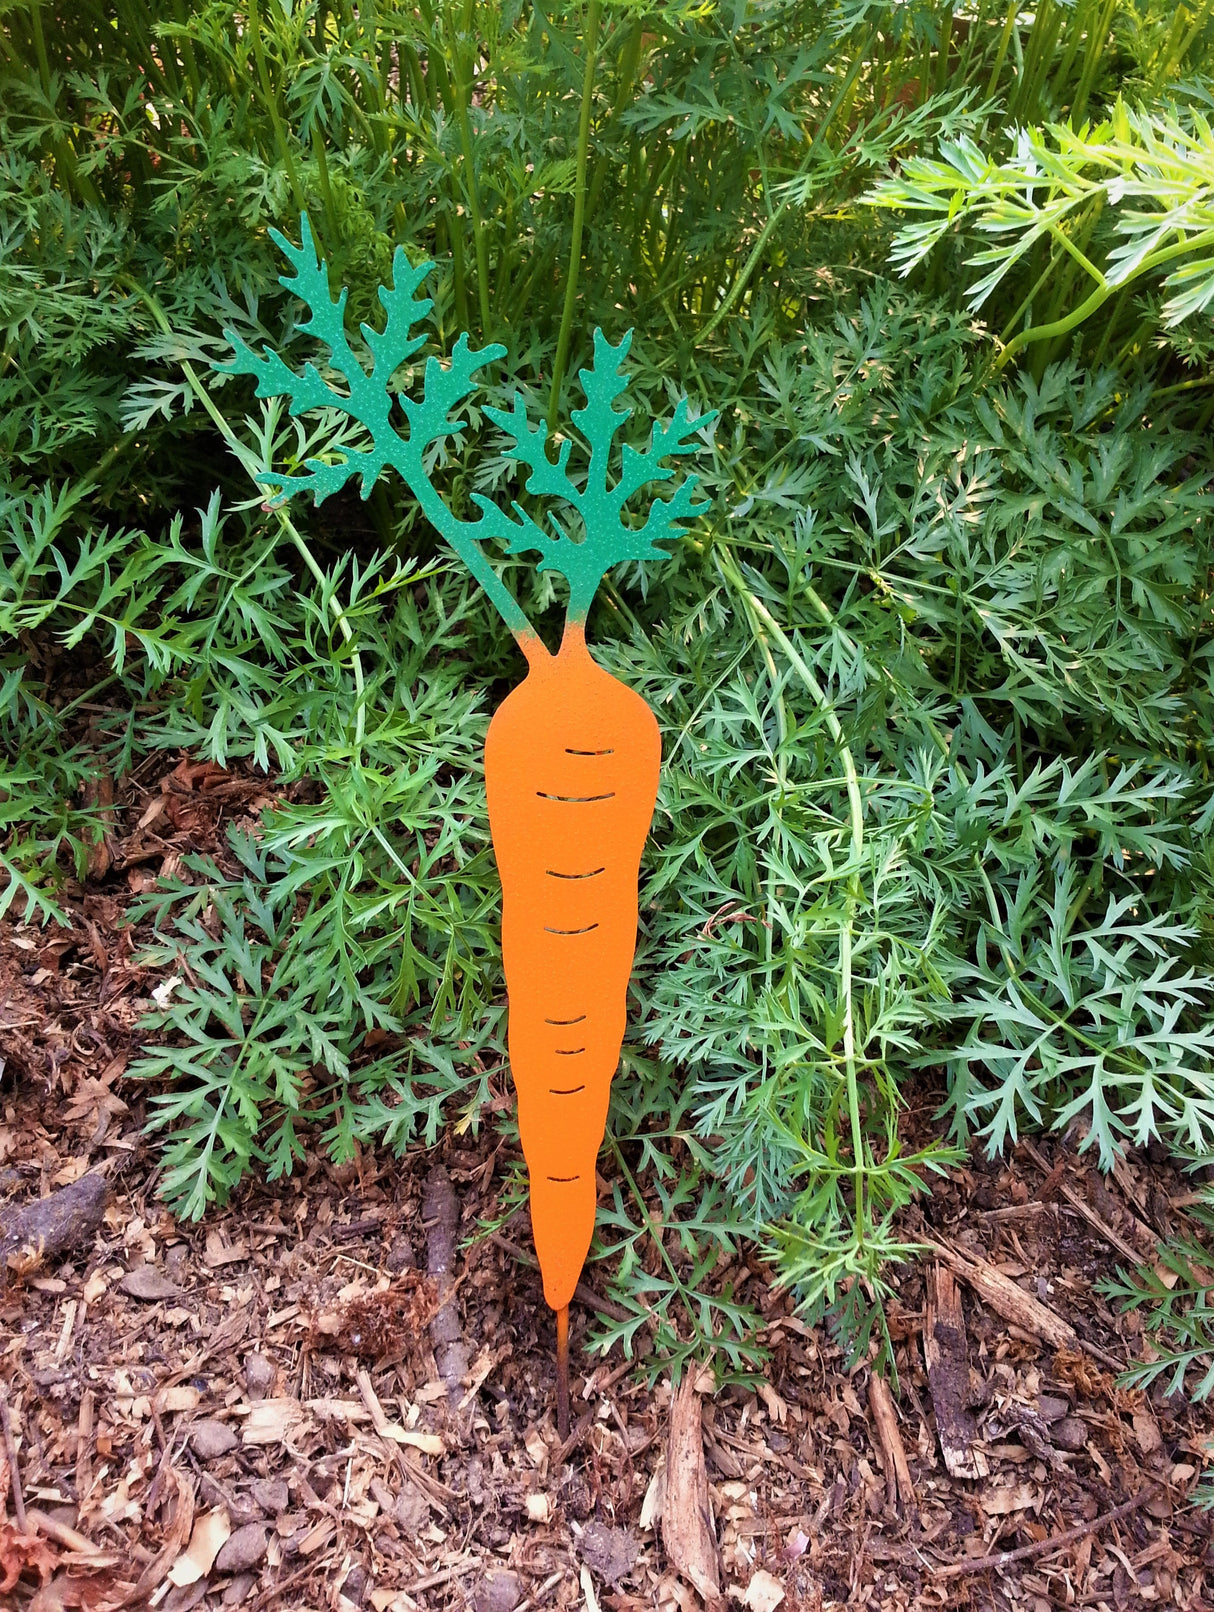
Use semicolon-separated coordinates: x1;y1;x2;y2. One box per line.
1022;1142;1145;1265
555;1409;596;1464
75;1388;94;1506
25;1506;105;1554
0;1382;28;1532
514;1569;566;1612
424;1165;470;1409
868;1372;915;1512
248;1563;316;1610
926;1238;1123;1370
583;1355;640;1398
403;1558;482;1592
933;1484;1163;1579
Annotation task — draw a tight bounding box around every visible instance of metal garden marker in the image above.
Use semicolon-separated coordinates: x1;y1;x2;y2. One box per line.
222;217;716;1434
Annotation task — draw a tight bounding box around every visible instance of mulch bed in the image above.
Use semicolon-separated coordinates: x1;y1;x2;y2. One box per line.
2;753;1213;1611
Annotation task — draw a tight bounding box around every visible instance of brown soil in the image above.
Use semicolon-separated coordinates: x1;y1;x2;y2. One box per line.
2;753;1213;1611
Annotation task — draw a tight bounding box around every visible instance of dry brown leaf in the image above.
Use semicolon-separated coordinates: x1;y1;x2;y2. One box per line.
28;1568;138;1612
756;1383;787;1424
203;1229;249;1268
982;1483;1040;1516
1134;1411;1162;1456
390;1428;444;1455
0;1521;59;1593
81;1272;108;1305
740;1569;785;1612
639;1460;664;1532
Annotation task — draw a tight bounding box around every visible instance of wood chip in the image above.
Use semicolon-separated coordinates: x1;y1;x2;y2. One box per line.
741;1568;785;1612
241;1398;305;1447
168;1506;230;1586
661;1375;720;1602
923;1264;989;1480
867;1373;915;1511
120;1266;179;1301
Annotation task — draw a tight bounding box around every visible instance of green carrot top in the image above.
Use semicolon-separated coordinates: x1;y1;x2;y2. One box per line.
219;215;717;652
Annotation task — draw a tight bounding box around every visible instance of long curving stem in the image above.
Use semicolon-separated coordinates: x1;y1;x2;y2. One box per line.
555;1304;570;1440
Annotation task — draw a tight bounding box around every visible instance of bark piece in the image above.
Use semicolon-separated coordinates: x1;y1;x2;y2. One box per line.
578;1520;639;1587
249;1479;288;1516
923;1264;989;1480
215;1523;267;1575
0;1173;109;1274
1052;1417;1088;1452
473;1570;521;1612
189;1421;239;1460
121;1265;179;1301
662;1375;721;1603
868;1372;915;1511
386;1235;415;1274
423;1166;469;1408
340;1564;371;1607
243;1354;275;1401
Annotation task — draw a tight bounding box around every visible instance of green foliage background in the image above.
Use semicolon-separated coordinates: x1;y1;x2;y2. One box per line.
3;0;1214;1383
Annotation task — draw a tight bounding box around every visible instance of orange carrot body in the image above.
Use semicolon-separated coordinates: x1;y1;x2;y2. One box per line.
485;624;661;1310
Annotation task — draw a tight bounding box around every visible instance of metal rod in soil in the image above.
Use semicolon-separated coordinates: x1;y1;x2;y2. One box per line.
555;1303;570;1440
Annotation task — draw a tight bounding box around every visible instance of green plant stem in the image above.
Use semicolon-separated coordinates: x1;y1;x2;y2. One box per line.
121;277;369;745
1165;0;1214;81
547;0;603;433
994;279;1114;370
244;0;309;216
27;0;101;206
583;16;644;227
716;547;869;1242
995;224;1214;370
695;33;872;349
716;552;863;853
452;0;493;340
986;0;1021;98
1071;0;1117;121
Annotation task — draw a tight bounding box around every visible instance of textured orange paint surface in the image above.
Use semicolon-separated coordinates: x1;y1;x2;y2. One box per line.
485;624;661;1310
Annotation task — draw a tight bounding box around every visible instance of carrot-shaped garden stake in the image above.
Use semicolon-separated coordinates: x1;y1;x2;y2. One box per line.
222;218;715;1433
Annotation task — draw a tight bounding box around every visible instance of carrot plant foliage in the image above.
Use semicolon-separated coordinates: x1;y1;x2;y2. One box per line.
3;0;1214;1384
